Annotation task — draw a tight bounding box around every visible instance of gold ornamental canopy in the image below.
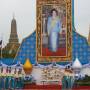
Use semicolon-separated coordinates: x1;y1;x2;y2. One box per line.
23;58;33;74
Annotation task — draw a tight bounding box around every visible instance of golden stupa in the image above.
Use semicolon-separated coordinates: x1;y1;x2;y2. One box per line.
23;58;33;74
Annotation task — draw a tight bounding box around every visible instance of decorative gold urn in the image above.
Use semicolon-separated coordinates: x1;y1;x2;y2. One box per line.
23;58;33;75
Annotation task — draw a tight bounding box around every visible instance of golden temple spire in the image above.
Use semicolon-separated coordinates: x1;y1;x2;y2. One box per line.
23;58;33;74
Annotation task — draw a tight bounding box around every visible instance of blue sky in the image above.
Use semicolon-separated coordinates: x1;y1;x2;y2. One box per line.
0;0;90;46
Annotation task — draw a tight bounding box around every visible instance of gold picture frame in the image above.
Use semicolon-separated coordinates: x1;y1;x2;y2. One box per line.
36;0;72;63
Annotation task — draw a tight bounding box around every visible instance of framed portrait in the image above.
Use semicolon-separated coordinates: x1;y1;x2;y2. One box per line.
36;0;72;63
